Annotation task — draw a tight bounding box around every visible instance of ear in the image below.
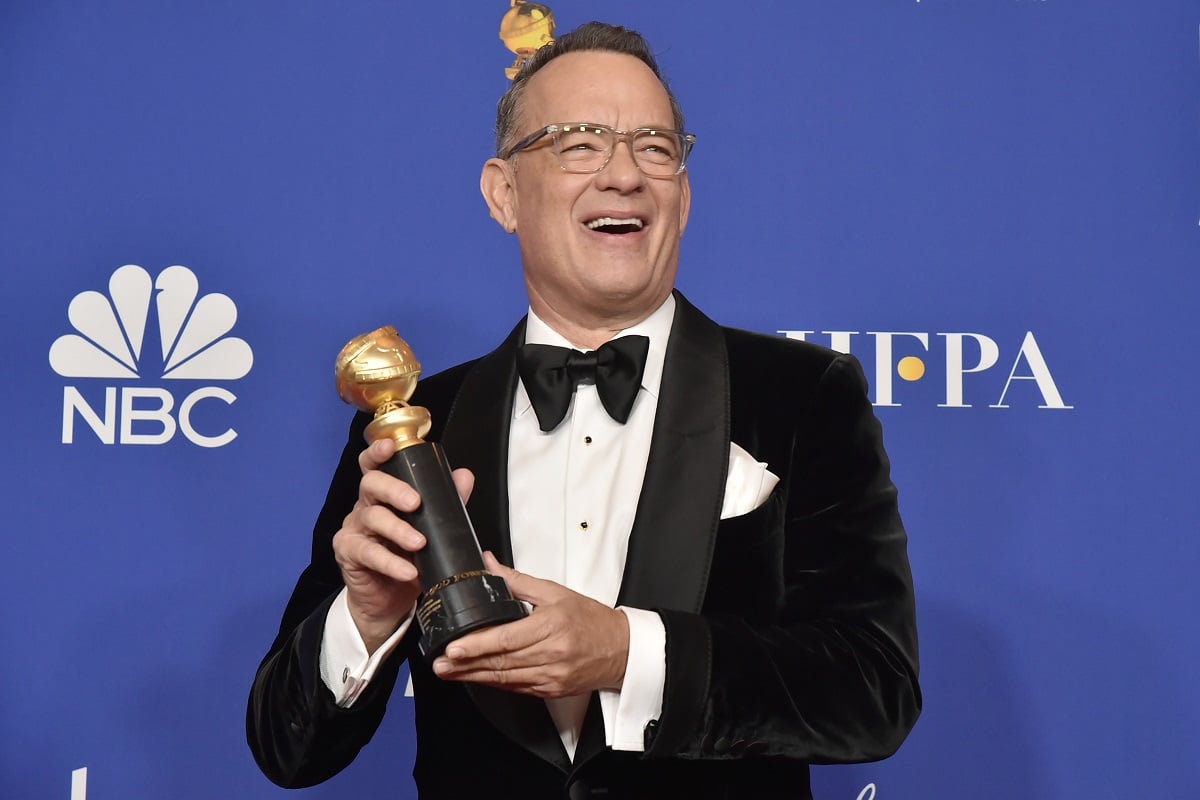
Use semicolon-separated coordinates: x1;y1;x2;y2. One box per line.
480;157;518;233
677;170;692;237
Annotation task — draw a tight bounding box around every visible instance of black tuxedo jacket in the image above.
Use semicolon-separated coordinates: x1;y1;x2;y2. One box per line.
248;293;920;799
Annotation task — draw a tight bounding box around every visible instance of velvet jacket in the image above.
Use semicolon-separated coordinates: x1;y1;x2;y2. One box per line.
247;293;921;799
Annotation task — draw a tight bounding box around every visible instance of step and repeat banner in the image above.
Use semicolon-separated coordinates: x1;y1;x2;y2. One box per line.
3;1;1197;798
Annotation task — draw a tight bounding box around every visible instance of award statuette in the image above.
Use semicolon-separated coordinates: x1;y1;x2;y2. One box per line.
499;0;556;79
335;326;527;661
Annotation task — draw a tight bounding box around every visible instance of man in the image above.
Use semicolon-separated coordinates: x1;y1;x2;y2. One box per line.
248;22;919;800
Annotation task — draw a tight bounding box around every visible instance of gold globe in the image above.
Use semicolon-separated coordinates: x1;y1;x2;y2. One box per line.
335;326;432;448
500;1;555;79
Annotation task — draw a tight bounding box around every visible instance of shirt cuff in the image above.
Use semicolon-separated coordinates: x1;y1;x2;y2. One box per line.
318;588;415;708
599;607;666;752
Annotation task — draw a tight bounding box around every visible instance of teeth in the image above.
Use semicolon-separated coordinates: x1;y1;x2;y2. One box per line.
587;217;644;230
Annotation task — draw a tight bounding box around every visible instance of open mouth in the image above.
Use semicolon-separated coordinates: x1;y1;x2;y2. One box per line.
586;216;645;235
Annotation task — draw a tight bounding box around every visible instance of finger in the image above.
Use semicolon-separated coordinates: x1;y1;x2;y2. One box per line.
359;469;421;513
483;551;557;606
357;504;426;553
335;530;420;583
442;613;545;660
482;550;507;574
360;540;420;583
358;438;397;473
432;641;548;677
432;664;567;695
451;467;475;504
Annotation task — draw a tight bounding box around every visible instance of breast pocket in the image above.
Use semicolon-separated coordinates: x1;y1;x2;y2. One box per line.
703;489;785;618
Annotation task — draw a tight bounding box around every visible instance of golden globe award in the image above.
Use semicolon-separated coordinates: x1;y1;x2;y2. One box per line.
499;0;556;79
335;326;526;661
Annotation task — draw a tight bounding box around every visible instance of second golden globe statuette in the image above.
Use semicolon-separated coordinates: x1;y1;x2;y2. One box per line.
499;1;555;79
335;327;526;662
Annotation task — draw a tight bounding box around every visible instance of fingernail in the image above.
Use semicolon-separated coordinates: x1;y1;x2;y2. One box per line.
432;658;450;674
446;646;464;659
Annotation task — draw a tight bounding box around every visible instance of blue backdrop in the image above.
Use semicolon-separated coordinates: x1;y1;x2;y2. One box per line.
3;1;1198;798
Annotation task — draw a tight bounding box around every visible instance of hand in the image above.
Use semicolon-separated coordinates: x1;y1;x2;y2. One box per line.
431;552;630;697
332;438;475;654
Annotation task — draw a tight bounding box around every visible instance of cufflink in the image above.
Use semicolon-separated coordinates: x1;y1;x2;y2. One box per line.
643;719;659;749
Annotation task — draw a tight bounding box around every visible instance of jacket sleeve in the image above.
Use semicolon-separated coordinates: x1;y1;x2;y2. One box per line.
647;353;921;763
245;411;411;788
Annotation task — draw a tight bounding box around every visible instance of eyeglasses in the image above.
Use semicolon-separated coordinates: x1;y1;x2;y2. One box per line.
501;122;697;178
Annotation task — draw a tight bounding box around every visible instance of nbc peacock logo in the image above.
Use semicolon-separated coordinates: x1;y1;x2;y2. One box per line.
50;264;253;447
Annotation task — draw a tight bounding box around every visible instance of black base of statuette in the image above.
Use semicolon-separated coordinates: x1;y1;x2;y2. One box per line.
416;572;529;660
380;440;527;663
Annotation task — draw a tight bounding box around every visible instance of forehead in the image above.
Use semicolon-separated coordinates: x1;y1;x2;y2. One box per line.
521;50;675;130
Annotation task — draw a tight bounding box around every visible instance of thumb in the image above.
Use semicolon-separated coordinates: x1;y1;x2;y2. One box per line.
451;467;475;504
483;551;553;605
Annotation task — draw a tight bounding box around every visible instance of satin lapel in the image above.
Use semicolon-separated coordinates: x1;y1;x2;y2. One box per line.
616;293;730;614
438;318;571;774
569;692;607;779
440;320;522;567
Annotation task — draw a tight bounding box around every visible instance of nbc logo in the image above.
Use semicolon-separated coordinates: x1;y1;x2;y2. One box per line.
50;264;253;447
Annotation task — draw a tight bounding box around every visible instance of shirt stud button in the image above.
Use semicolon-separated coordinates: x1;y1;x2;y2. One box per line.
584;435;593;445
580;521;589;530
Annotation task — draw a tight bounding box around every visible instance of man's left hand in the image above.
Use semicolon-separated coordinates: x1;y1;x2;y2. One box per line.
431;552;630;697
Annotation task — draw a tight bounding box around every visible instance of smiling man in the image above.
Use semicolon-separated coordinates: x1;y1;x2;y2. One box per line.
249;22;920;800
482;49;691;349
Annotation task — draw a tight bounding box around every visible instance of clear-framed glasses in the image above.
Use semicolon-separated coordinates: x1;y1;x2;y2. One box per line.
501;122;697;178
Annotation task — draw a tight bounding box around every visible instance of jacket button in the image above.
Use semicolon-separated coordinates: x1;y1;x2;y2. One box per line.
712;736;731;754
569;781;596;800
728;739;747;756
746;741;767;755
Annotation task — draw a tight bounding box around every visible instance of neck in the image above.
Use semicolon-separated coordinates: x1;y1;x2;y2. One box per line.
529;292;670;350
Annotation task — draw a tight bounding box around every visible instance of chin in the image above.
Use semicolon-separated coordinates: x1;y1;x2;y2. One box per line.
584;280;668;314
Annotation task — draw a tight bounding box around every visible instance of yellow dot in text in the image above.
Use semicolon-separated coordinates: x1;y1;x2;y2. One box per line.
897;356;925;381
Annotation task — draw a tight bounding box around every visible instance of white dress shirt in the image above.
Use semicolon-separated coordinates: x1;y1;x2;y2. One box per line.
318;295;676;761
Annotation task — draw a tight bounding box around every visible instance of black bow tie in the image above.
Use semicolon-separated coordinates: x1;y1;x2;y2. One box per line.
516;335;650;432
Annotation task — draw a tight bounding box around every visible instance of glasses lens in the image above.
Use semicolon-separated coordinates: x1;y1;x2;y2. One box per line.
551;125;691;176
555;125;612;171
632;130;684;176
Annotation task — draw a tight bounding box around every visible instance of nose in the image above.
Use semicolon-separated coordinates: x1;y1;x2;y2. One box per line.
595;137;644;192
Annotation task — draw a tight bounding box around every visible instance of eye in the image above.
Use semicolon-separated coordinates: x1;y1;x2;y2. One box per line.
557;128;608;155
635;133;678;163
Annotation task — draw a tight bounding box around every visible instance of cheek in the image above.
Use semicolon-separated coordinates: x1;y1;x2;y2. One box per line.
519;186;570;228
655;186;686;223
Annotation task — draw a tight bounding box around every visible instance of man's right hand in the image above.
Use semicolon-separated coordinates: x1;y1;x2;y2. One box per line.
332;438;475;654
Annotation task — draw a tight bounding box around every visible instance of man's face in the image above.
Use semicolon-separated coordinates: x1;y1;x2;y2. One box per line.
482;51;691;332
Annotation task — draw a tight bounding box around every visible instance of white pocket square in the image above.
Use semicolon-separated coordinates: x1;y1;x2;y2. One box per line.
720;442;780;519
